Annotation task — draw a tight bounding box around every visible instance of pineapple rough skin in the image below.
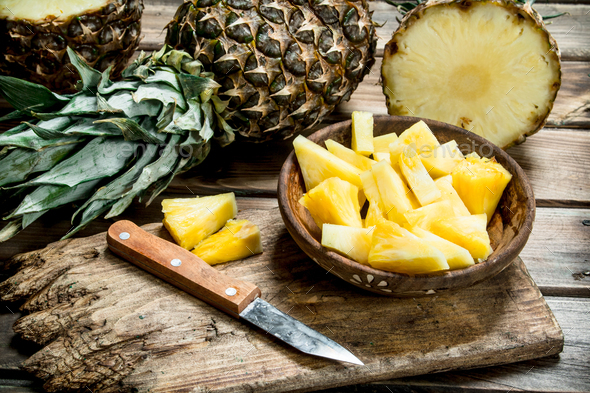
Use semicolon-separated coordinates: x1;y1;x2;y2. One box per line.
0;0;143;93
165;0;377;141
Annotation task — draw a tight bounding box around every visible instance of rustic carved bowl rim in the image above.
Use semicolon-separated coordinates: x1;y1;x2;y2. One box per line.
278;115;536;296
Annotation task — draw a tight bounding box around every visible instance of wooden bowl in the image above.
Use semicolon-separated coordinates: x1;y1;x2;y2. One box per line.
278;116;535;297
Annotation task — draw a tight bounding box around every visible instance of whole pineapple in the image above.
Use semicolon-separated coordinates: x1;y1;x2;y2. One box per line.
165;0;377;140
0;0;143;93
381;0;561;149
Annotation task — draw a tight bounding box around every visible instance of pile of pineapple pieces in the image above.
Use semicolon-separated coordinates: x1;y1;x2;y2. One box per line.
161;193;263;265
295;112;513;275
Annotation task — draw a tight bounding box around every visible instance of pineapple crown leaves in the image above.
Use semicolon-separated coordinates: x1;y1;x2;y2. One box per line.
0;45;235;242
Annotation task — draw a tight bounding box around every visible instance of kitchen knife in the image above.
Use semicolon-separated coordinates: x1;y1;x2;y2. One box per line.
106;220;363;366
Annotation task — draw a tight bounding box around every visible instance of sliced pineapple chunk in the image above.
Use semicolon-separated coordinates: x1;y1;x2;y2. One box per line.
162;193;238;250
430;214;492;260
373;132;398;153
299;177;363;229
368;220;449;274
452;155;512;223
389;120;439;163
293;135;362;191
322;224;373;264
408;226;475;270
351;111;374;156
360;169;385;227
373;152;391;163
192;220;263;265
404;200;455;230
420;140;464;178
325;139;376;171
371;160;415;223
399;146;441;206
433;175;471;216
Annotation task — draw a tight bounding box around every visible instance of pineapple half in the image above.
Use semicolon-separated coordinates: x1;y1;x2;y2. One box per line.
381;0;561;149
0;0;143;93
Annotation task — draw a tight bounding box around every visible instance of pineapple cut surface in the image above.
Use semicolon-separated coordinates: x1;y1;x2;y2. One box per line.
351;111;374;156
371;160;415;223
373;133;399;153
325;139;376;171
368;220;449;274
434;176;471;216
0;0;111;21
360;169;386;227
382;0;561;149
399;147;441;206
408;226;475;270
452;155;512;223
431;214;492;260
321;224;373;264
389;121;439;164
299;177;363;229
293;135;362;191
420;141;465;178
162;193;238;250
404;200;455;230
373;152;392;164
192;220;263;265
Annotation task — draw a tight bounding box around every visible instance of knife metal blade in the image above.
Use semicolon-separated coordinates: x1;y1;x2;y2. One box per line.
106;220;363;366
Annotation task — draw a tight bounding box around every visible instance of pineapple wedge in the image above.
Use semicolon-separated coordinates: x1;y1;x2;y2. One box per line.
162;193;238;250
192;220;263;265
434;176;471;216
404;200;455;230
389;120;439;163
371;160;415;223
373;132;399;153
420;140;465;178
399;147;441;206
452;155;512;223
321;224;373;264
360;169;386;227
293;135;362;191
351;111;374;156
408;226;475;270
299;177;363;229
325;139;376;171
373;152;391;164
430;214;492;260
368;220;449;274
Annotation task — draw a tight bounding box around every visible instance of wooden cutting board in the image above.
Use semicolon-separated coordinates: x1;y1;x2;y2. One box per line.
0;208;563;393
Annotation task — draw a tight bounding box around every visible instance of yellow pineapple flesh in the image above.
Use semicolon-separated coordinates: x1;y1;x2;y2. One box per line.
420;140;464;178
408;226;475;270
430;214;492;260
293;135;362;191
373;132;398;153
389;120;439;164
433;176;471;216
351;111;374;157
360;169;386;227
452;155;512;223
192;220;263;265
371;160;415;223
373;152;391;164
399;147;441;206
162;193;238;250
368;220;449;274
299;177;363;229
325;139;376;171
404;200;455;230
321;224;373;264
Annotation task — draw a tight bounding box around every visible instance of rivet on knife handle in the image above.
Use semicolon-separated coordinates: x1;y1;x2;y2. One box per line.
106;220;261;319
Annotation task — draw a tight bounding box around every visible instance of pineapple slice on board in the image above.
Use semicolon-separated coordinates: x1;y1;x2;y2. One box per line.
408;226;475;270
351;111;374;157
399;146;441;206
431;214;493;260
299;177;363;230
321;224;373;265
433;176;471;217
325;139;376;171
420;141;465;179
368;220;449;274
192;219;263;265
452;155;512;223
162;193;238;250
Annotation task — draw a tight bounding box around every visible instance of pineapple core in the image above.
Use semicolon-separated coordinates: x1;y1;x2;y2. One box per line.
162;193;237;250
192;220;263;265
351;111;374;156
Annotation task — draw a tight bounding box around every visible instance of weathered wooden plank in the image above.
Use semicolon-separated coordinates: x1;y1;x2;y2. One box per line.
0;208;563;392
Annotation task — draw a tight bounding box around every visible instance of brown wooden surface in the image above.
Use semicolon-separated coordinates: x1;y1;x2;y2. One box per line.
0;209;563;393
1;0;589;392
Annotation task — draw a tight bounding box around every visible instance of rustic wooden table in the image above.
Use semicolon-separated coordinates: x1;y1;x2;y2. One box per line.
0;0;588;392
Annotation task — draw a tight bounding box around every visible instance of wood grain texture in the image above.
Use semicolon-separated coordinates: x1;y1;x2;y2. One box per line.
0;208;563;393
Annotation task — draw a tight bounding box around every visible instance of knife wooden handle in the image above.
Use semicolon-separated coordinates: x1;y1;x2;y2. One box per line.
106;220;261;318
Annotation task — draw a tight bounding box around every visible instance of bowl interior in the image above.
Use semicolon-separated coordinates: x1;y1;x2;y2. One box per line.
280;115;535;293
